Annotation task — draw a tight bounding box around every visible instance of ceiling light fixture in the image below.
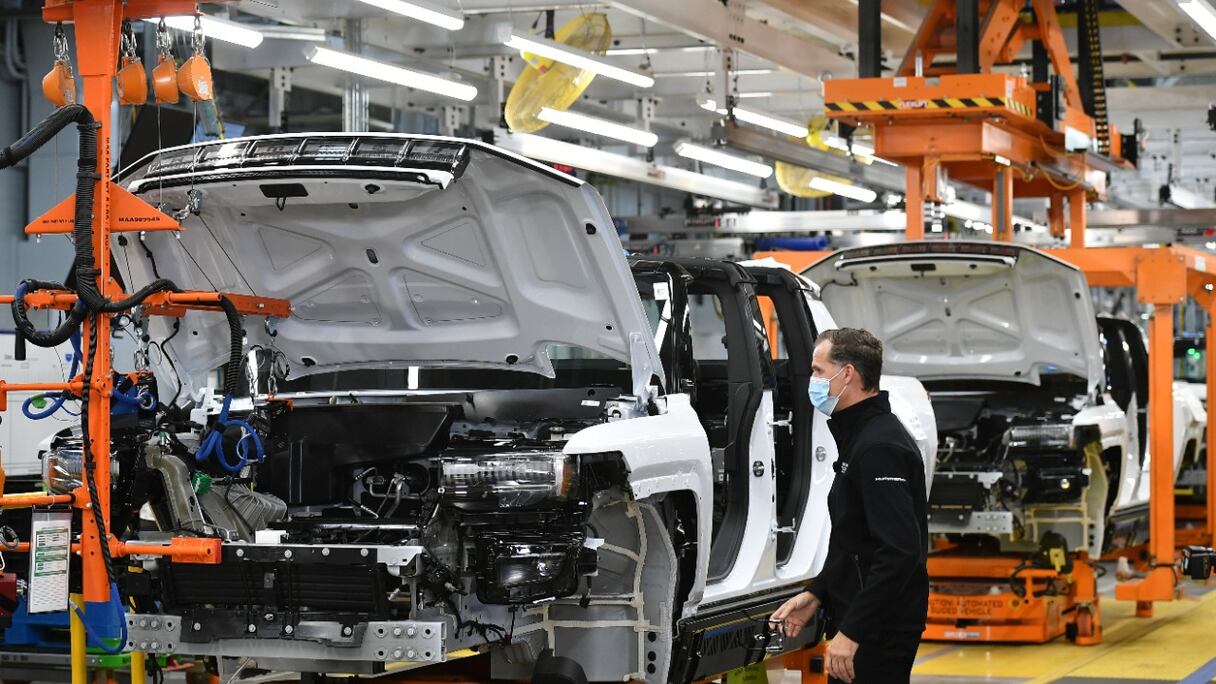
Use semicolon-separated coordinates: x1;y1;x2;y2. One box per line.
732;106;809;138
654;68;774;78
257;25;328;42
537;107;658;147
674;140;773;178
498;131;775;207
499;26;655;88
735;91;774;99
1179;0;1216;41
307;46;477;101
165;15;264;48
809;176;878;203
353;0;465;31
605;47;657;56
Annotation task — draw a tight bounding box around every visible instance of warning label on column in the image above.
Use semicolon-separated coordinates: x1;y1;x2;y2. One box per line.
28;511;72;614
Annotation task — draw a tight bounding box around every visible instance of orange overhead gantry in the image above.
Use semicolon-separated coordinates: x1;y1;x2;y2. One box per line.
0;0;285;670
823;0;1136;245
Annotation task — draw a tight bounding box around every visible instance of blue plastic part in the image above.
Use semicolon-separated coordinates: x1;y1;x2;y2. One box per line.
3;595;71;648
753;236;831;251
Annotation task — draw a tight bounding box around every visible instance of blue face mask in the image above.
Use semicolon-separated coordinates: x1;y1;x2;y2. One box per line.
808;366;847;416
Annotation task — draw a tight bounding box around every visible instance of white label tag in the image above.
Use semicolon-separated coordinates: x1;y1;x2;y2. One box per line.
1197;257;1206;273
653;282;670;300
893;77;907;88
28;510;72;614
581;400;602;407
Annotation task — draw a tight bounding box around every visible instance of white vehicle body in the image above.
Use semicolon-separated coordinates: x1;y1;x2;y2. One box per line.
102;133;934;682
112;133;720;681
802;242;1162;557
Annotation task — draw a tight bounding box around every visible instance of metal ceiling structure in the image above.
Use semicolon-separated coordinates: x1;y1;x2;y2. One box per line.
59;0;1216;220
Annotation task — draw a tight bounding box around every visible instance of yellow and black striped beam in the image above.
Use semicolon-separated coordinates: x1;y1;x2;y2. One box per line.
826;97;1033;118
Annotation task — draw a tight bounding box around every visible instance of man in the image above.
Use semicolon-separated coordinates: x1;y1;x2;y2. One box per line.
771;328;928;684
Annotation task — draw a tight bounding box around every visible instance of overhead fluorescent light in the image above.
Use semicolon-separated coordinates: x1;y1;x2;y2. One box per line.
655;68;773;78
732;106;809;138
537;107;658;147
845;141;899;166
258;25;328;42
499;26;655;88
307;46;477;101
735;91;773;99
353;0;465;31
497;130;776;208
674;140;773;178
165;15;264;48
993;154;1011;166
697;96;728;115
822;134;850;152
1179;0;1216;41
606;47;657;56
809;176;878;203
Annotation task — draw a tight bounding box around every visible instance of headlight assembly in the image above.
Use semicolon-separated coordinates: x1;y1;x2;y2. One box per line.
1006;424;1074;450
438;451;576;508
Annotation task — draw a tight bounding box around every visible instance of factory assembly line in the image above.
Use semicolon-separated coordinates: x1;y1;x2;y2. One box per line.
1;1;1216;684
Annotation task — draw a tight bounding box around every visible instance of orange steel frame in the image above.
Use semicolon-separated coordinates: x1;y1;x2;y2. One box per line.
756;245;1216;639
0;0;281;634
823;0;1132;244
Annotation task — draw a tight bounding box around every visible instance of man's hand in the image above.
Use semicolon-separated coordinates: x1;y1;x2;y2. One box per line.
826;632;859;683
770;591;820;638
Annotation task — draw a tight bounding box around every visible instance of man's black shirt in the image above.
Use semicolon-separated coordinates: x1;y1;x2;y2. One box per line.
806;391;929;644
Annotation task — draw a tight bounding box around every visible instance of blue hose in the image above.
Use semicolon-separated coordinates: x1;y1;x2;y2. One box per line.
21;330;81;420
21;331;157;419
70;583;128;655
195;395;265;474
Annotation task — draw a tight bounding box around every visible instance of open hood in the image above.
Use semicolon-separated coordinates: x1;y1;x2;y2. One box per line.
117;133;661;400
802;242;1102;390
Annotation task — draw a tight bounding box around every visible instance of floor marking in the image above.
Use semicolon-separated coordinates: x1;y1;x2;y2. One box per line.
1177;655;1216;684
1022;589;1216;684
914;644;961;665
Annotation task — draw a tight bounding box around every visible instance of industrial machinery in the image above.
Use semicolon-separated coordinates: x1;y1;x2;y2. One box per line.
823;0;1138;244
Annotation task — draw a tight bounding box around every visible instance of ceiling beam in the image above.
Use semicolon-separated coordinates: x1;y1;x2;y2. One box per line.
606;0;854;79
753;0;914;53
1115;0;1193;49
722;121;905;192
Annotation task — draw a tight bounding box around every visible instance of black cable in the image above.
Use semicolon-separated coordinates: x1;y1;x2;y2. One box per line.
78;320;117;592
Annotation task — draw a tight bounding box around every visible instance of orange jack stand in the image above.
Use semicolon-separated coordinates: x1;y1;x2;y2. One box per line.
922;551;1101;645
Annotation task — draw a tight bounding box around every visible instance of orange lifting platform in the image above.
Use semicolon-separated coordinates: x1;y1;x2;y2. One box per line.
823;0;1136;246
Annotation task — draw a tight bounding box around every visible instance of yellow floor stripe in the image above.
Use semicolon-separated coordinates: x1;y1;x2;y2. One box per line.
912;586;1216;681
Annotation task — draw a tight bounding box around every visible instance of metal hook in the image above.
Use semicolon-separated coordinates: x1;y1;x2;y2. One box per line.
192;14;205;55
52;23;71;68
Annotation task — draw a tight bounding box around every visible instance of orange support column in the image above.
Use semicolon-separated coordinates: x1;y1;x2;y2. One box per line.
1069;188;1086;248
1048;194;1065;239
1116;296;1180;613
994;166;1013;241
906;164;925;240
1206;307;1216;542
58;0;123;611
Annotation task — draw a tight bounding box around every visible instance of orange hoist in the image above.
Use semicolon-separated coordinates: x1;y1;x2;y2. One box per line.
820;0;1151;647
826;0;1138;246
